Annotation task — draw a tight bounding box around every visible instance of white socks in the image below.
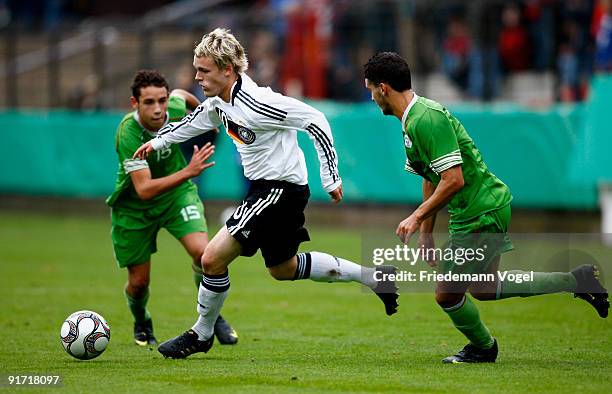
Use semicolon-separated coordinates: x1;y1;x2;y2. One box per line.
296;251;377;289
191;272;230;340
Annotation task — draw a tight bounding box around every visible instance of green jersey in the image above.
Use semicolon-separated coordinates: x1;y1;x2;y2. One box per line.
106;95;196;210
402;94;512;223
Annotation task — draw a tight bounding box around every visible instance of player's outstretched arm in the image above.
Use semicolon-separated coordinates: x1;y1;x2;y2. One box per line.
131;143;215;200
136;100;220;158
396;165;464;244
133;141;155;160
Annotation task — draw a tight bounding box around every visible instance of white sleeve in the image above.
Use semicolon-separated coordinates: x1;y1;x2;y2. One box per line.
264;91;341;192
150;101;221;151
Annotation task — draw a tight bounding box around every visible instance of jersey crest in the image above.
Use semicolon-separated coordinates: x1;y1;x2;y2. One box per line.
216;108;256;145
404;133;412;149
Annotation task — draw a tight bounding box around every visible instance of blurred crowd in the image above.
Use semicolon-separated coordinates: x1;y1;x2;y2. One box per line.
432;0;612;102
3;0;612;105
203;0;612;103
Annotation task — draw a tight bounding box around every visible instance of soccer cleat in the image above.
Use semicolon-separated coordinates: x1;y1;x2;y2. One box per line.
372;265;399;316
133;319;157;346
214;315;238;345
442;338;498;364
158;329;214;359
571;264;609;318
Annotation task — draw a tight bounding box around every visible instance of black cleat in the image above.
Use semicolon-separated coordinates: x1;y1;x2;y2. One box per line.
134;319;157;346
372;265;399;316
442;338;498;364
571;264;609;318
214;315;238;345
158;329;214;359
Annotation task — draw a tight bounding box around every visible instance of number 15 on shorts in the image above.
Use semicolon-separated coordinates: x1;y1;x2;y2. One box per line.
180;205;201;222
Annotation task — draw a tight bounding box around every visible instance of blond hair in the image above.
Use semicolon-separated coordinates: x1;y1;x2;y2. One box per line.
194;28;249;74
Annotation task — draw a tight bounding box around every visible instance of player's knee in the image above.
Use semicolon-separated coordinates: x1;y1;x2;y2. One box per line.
190;248;205;264
201;248;226;275
469;281;497;301
267;257;297;281
435;291;463;308
201;254;218;274
127;275;149;296
268;266;293;281
189;241;207;263
469;290;495;301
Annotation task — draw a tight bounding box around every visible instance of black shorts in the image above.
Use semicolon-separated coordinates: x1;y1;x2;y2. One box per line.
226;179;310;267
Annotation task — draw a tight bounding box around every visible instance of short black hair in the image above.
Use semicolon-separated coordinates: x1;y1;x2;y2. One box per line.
363;52;412;92
130;69;169;100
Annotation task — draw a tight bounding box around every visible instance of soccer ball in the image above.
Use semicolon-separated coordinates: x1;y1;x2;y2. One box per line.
60;310;110;360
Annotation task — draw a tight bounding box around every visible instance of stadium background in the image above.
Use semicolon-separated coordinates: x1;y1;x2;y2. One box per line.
1;0;612;215
0;1;611;393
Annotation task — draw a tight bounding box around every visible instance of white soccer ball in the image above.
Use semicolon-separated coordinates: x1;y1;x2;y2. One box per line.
60;310;110;360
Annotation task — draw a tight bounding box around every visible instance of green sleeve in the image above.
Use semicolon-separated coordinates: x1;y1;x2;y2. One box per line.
116;122;149;174
168;95;188;122
414;111;462;175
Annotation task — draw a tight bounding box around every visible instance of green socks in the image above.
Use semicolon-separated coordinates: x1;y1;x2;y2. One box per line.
125;260;204;324
443;296;494;349
194;272;204;288
124;288;151;323
497;270;577;299
442;271;578;350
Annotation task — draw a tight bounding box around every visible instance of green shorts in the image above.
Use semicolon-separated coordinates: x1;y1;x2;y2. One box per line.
110;190;207;268
440;204;514;276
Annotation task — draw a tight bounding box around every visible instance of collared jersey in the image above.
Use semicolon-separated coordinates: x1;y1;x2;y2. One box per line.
106;95;197;210
151;73;341;193
402;94;512;223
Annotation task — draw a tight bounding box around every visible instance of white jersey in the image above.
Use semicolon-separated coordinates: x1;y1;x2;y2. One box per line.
151;73;341;193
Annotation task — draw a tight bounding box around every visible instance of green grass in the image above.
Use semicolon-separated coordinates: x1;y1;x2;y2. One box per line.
0;211;610;393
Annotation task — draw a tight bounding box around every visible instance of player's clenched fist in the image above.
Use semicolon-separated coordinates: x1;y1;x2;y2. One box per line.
133;141;155;160
329;185;343;203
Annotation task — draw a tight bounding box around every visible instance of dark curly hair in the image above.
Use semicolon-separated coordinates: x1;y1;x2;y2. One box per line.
363;52;412;92
130;69;169;100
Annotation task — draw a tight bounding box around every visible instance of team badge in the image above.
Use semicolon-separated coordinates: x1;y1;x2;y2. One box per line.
216;107;257;145
237;125;256;144
404;133;412;148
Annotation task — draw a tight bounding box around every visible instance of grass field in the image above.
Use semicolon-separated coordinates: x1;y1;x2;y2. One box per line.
0;210;610;393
